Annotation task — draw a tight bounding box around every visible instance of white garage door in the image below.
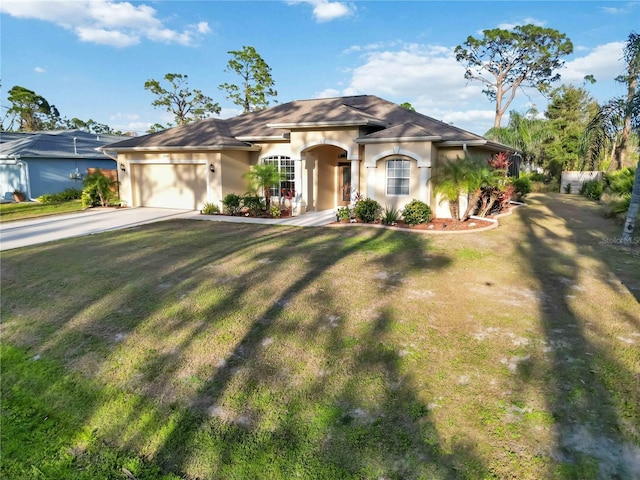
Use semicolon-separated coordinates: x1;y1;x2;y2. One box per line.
132;164;207;209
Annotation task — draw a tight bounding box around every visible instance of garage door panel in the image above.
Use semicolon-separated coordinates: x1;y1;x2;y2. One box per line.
133;164;206;209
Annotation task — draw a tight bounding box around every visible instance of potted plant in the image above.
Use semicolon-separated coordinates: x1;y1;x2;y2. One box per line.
13;188;25;202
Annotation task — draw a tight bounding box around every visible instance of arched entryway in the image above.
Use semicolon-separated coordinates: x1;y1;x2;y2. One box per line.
301;145;352;212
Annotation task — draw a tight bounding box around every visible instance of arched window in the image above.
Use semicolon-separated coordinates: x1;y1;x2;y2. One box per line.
262;155;294;198
386;158;410;195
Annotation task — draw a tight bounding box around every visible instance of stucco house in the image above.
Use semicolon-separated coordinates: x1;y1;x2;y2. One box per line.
0;130;126;201
102;95;515;218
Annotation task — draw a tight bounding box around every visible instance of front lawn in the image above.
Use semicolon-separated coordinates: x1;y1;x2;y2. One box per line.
0;199;84;222
1;193;638;479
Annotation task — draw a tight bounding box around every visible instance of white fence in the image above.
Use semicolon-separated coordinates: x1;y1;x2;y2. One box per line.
561;171;604;194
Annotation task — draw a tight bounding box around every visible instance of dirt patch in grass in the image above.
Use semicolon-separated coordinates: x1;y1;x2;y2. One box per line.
1;193;638;479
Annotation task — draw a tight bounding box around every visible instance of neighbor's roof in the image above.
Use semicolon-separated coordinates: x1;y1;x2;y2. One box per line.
103;95;515;152
0;130;127;159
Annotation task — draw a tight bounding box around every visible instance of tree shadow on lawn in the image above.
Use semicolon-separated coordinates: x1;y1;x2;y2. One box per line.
1;220;494;478
514;193;640;479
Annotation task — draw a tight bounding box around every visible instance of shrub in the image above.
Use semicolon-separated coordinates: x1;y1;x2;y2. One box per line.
605;167;635;196
381;205;400;225
354;197;381;223
581;179;604;201
59;188;83;201
563;183;572;194
270;205;281;218
37;193;58;204
242;194;265;216
401;199;431;226
336;206;351;221
222;193;242;216
37;188;83;204
511;177;531;200
82;172;117;208
201;202;220;215
527;172;546;183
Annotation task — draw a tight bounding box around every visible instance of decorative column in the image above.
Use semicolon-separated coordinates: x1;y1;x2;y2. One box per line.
350;158;360;199
366;166;377;202
293;158;303;216
419;166;430;204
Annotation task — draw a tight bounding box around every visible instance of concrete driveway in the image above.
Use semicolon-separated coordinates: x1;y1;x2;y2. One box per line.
0;207;199;251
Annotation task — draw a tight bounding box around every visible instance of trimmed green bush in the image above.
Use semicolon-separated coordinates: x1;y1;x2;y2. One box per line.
401;199;431;226
354;198;381;223
242;194;265;216
511;177;531;199
222;193;242;216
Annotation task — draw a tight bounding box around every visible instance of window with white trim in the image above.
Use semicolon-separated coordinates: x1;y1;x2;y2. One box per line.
262;155;295;198
386;158;410;195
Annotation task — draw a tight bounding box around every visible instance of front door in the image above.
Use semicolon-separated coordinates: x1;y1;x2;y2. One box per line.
339;162;351;205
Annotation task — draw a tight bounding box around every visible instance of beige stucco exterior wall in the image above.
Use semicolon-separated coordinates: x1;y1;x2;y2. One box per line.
219;151;251;204
361;140;434;213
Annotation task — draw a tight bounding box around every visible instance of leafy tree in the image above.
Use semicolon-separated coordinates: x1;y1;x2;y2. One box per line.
5;85;61;131
544;85;599;171
144;73;220;127
455;25;573;128
219;46;277;113
65;117;119;135
400;102;416;111
243;163;285;210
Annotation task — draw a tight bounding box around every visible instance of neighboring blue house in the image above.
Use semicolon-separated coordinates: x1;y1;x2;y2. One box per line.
0;130;127;201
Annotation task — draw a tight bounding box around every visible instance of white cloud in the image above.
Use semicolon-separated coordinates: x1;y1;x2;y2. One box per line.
561;42;625;85
287;0;354;22
0;0;211;48
496;17;546;31
315;88;341;98
335;42;502;133
342;44;482;103
34;66;46;73
600;2;638;15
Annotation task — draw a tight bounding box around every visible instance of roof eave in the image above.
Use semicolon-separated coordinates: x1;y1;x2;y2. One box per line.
356;135;441;144
99;144;262;153
438;140;518;152
235;135;290;142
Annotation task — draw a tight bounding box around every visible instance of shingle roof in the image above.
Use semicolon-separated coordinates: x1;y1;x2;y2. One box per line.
0;130;127;159
103;95;509;150
104;118;252;149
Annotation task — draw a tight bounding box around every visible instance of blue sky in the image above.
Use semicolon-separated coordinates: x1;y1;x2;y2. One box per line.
1;0;638;136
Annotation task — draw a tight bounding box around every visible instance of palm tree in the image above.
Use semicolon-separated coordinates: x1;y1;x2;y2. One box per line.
432;158;474;222
588;32;640;242
620;32;640;242
485;109;554;170
243;163;285;210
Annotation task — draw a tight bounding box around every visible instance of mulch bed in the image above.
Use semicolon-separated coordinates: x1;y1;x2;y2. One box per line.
332;217;496;231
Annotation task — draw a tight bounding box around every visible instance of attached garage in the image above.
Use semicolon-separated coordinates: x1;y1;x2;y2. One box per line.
131;163;207;209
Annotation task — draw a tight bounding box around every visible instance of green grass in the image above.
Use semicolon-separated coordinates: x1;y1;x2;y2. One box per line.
1;193;639;479
0;199;84;222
